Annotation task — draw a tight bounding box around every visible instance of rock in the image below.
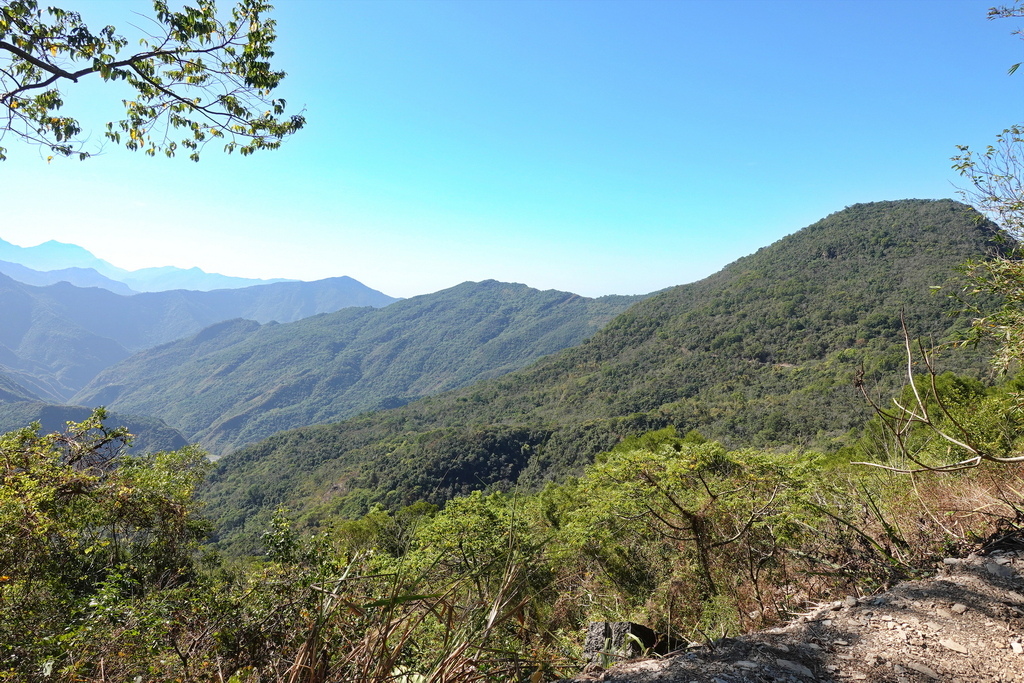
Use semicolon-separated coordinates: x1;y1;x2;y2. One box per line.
907;662;940;679
775;658;814;677
584;622;661;664
559;550;1024;683
985;561;1015;578
938;638;969;654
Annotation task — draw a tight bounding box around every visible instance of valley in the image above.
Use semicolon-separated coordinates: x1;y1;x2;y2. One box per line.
3;198;1022;682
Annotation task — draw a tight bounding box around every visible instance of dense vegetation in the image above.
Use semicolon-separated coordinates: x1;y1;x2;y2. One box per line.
4;384;1022;681
73;281;642;454
201;200;1006;553
0;272;395;401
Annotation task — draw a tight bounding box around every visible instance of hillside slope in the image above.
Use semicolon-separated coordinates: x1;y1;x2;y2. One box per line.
74;281;643;454
200;200;1007;551
0;274;397;400
0;372;39;403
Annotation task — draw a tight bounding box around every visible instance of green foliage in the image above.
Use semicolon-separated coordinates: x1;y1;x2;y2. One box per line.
202;200;1003;552
326;428;1013;655
962;254;1024;370
2;411;1020;680
950;8;1024;380
0;409;210;680
537;430;824;635
0;0;304;160
851;361;1024;472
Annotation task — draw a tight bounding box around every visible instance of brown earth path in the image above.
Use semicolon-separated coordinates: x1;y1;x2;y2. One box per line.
561;543;1024;682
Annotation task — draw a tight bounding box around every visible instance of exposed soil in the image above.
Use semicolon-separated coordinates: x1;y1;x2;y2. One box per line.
561;540;1024;682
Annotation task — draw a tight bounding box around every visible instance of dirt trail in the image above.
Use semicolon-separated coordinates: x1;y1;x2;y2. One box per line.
563;544;1024;682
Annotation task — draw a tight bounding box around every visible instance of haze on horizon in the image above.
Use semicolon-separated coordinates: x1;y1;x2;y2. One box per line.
2;0;1021;299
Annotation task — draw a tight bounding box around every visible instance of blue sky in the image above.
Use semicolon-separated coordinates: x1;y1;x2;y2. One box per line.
2;0;1022;298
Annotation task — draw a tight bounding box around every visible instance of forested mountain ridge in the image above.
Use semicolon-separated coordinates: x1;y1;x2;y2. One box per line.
201;199;1008;553
0;273;397;401
73;281;644;455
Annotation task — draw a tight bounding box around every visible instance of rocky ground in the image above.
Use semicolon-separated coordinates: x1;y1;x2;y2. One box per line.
562;539;1024;682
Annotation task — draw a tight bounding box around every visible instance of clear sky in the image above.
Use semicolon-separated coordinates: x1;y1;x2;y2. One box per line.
2;0;1022;298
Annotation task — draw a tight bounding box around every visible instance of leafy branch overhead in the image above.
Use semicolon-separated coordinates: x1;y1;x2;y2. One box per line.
0;0;305;161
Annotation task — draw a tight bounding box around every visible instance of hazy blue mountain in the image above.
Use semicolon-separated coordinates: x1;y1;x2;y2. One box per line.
73;281;645;455
0;238;115;275
0;402;188;454
0;237;292;292
119;266;294;292
0;273;398;401
0;260;137;295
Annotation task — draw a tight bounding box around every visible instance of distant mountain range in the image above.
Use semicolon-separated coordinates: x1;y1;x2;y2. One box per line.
0;260;137;294
0;272;398;401
73;281;644;454
0;237;293;292
0;236;646;459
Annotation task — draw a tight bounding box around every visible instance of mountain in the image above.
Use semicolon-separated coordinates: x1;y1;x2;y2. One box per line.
119;266;293;293
73;281;645;454
0;260;137;295
0;402;188;454
0;371;39;403
0;274;398;401
198;199;1008;551
0;237;292;292
0;238;113;274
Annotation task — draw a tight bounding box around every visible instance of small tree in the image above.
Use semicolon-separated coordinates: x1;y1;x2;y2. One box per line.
0;409;211;679
856;3;1024;473
949;3;1024;370
0;0;304;160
